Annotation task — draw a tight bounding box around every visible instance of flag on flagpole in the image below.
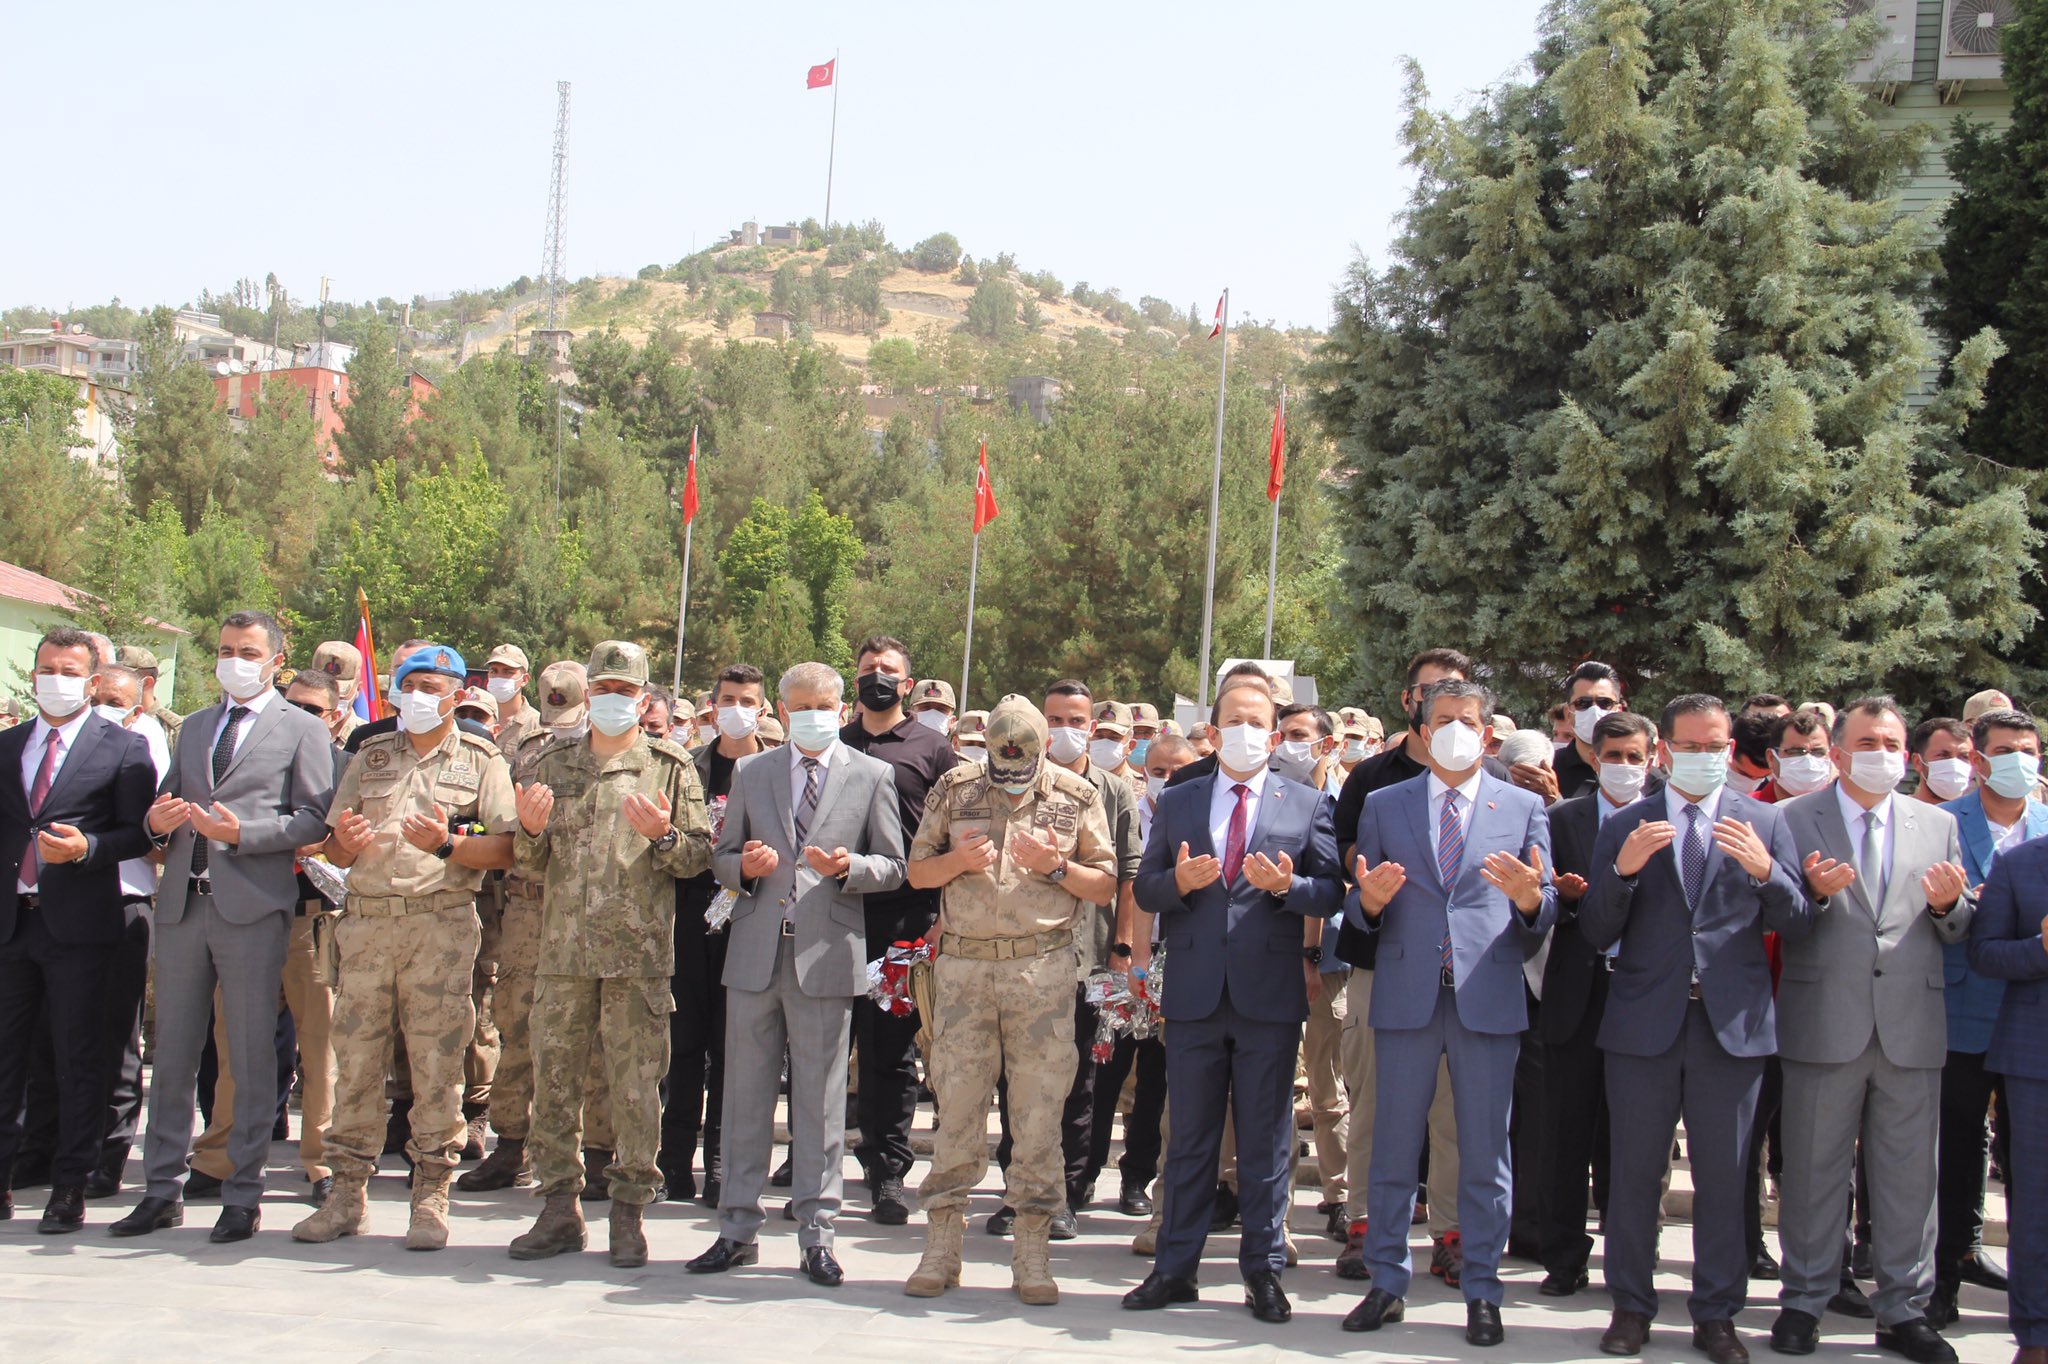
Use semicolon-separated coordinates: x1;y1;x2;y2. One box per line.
1208;294;1225;339
807;58;835;89
352;587;383;722
682;428;700;525
1267;394;1286;502
973;438;1000;533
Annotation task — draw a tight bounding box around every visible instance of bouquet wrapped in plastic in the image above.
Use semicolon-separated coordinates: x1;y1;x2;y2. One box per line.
865;937;933;1017
1081;951;1165;1063
703;795;736;932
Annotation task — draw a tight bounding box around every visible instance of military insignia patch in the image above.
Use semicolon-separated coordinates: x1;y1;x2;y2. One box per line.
366;747;392;771
548;690;567;706
321;659;342;675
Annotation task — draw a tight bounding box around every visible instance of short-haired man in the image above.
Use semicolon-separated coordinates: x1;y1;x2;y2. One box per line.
637;685;674;740
1163;663;1277;792
1910;719;1975;807
910;679;956;736
484;644;540;754
1542;661;1628;804
1759;711;1835;804
116;643;183;746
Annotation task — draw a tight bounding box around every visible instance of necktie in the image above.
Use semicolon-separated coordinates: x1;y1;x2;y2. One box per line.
20;726;64;890
1221;783;1251;884
1861;809;1886;910
1438;790;1465;982
793;757;821;846
1681;803;1707;909
193;706;249;877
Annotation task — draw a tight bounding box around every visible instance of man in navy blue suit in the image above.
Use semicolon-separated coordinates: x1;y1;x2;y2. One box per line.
1970;825;2048;1364
1122;674;1343;1325
1338;677;1556;1349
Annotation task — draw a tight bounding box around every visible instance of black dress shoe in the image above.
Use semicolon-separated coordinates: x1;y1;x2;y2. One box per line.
1926;1289;1959;1329
769;1154;793;1188
700;1177;721;1208
38;1185;86;1234
1122;1271;1200;1310
686;1237;759;1273
1769;1308;1819;1355
1954;1250;2008;1292
1341;1287;1406;1333
801;1245;844;1287
1601;1308;1652;1355
84;1169;122;1199
1317;1200;1348;1242
183;1170;224;1200
1850;1240;1874;1281
1209;1182;1240;1232
1049;1207;1078;1240
1243;1269;1291;1323
210;1205;259;1243
109;1196;183;1237
1118;1181;1153;1217
1830;1278;1875;1319
986;1204;1016;1236
0;1189;12;1219
1875;1317;1958;1364
307;1176;334;1207
1540;1265;1590;1296
1694;1318;1751;1364
870;1175;909;1226
1467;1299;1506;1347
1751;1244;1781;1280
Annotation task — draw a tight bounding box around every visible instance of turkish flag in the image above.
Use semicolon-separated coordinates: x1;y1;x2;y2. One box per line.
1208;294;1224;339
973;439;999;533
1267;395;1286;502
807;59;835;89
682;429;700;525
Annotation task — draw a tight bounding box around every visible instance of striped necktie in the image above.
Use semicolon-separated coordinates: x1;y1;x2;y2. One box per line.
1438;789;1464;981
793;757;820;845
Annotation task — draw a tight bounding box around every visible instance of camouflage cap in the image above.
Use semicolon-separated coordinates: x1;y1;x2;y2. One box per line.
1092;699;1134;736
1339;720;1374;742
1964;689;2015;723
984;695;1047;788
310;640;362;682
1336;706;1369;729
1129;702;1161;729
486;643;531;672
912;678;956;711
393;644;466;687
1269;674;1295;706
537;661;589;724
453;685;499;721
956;709;990;741
1158;718;1184;738
755;714;786;744
115;644;160;673
695;693;716;719
1492;713;1518;736
587;640;649;686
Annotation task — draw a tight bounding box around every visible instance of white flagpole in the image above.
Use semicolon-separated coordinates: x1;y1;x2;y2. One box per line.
1262;383;1285;658
672;424;697;693
961;529;981;707
824;50;840;230
1196;288;1230;708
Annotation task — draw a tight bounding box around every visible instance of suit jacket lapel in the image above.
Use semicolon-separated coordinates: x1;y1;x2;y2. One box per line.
1818;787;1877;920
219;700;283;785
1880;802;1927;930
767;751;797;850
1;723;31;812
805;750;852;843
40;713;107;813
1248;776;1287;846
2027;800;2048;842
1183;778;1218;861
1958;799;1996;886
1405;777;1440;891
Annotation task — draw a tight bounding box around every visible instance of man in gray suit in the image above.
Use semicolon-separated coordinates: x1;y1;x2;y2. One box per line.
686;661;905;1287
1772;696;1973;1364
112;610;337;1243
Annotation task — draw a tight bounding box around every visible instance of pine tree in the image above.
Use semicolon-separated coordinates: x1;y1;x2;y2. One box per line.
333;318;411;470
1307;0;2034;716
126;360;233;531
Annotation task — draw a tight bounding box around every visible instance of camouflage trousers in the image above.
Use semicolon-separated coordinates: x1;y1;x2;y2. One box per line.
325;903;480;1180
529;975;670;1205
387;893;496;1112
919;946;1078;1218
485;889;542;1138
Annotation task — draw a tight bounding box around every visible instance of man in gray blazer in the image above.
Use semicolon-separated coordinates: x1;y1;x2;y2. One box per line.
112;610;337;1243
1772;696;1973;1364
686;661;905;1287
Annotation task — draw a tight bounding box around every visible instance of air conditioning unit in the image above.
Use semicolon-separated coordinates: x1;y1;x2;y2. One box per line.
1938;0;2015;89
1842;0;1916;91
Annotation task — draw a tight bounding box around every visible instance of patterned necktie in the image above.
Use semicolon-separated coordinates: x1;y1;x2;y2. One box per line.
1861;810;1886;910
1438;789;1465;981
192;706;249;877
20;726;64;890
793;757;821;846
1221;783;1251;883
1681;803;1707;909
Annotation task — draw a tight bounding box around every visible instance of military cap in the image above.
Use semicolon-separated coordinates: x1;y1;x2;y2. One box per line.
1339;720;1374;743
537;661;588;725
1129;702;1161;730
587;640;649;687
984;695;1047;788
912;679;956;711
1964;689;2015;724
1492;713;1518;736
1092;699;1134;737
1269;674;1295;706
1360;714;1385;740
393;644;466;688
310;640;362;682
486;643;531;672
956;709;990;740
695;693;716;719
1158;718;1184;738
1336;706;1369;729
756;714;786;745
453;685;499;722
115;644;160;673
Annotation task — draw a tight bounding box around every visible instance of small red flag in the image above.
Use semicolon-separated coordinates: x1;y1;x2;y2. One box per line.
1267;396;1286;502
352;587;384;722
681;429;700;525
972;439;999;533
1208;294;1224;339
807;59;835;89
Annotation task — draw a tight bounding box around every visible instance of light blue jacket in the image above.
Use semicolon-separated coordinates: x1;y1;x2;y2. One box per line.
1939;789;2048;1054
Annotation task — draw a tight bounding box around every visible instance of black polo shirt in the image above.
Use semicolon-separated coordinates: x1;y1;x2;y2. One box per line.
841;712;959;947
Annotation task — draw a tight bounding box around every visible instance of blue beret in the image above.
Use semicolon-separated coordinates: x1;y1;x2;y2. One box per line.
393;644;467;688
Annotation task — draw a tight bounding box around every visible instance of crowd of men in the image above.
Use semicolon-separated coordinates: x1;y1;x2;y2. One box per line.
0;620;2042;1364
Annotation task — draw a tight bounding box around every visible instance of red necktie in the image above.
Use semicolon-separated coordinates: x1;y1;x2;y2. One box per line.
1222;782;1251;884
20;726;63;891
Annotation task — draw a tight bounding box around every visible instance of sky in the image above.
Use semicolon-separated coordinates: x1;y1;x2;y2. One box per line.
4;0;1552;333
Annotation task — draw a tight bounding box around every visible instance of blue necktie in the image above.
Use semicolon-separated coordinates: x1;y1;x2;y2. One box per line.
1681;803;1707;909
1438;790;1464;980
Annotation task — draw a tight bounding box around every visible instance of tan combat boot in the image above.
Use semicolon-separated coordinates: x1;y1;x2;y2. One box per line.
457;1137;529;1192
609;1200;648;1268
903;1208;964;1297
1012;1211;1060;1306
509;1192;586;1260
292;1175;367;1243
405;1166;452;1251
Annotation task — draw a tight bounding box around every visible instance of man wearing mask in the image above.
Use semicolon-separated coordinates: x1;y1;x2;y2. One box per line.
839;635;959;1225
1164;663;1277;792
1759;712;1835;804
294;645;518;1251
1275;703;1340;796
1911;720;1975;808
1335;720;1376;785
1773;697;1973;1364
344;640;495;754
1927;708;2041;1325
507;641;712;1269
637;686;674;741
659;662;768;1206
1539;661;1629;804
1129;703;1162;772
693;695;718;748
115;644;182;747
453;687;499;735
307;641;365;746
1092;700;1147;802
955;711;989;763
911;679;956;736
484;645;540;756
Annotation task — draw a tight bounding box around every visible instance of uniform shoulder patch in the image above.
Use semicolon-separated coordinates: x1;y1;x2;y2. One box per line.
646;735;692;765
363;745;394;772
1050;767;1100;804
456;730;504;759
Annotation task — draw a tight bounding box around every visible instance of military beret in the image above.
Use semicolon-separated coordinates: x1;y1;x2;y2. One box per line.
393;644;466;688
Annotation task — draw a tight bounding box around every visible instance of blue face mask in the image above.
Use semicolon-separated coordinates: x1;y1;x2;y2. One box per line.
1667;749;1729;795
1130;739;1152;767
1985;751;2041;801
788;708;840;752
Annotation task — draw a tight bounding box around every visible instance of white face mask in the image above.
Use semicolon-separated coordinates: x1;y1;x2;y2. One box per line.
1271;739;1317;782
1847;749;1906;797
485;676;521;704
1725;772;1763;797
1598;760;1647;805
1088;737;1128;770
1667;750;1730;795
1341;740;1370;764
1986;751;2042;801
1219;723;1273;773
1921;757;1973;803
960;744;987;765
94;703;134;728
716;704;760;739
1428;720;1485;772
1145;774;1166;802
396;690;449;734
915;709;951;735
1572;700;1616;746
788;708;841;752
1773;754;1833;796
34;673;89;719
215;654;272;700
588;693;642;737
549;720;587;741
1045;725;1088;764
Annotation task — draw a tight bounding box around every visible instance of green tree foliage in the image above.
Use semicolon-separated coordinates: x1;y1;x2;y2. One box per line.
966;278;1018;340
126;360;233;530
911;232;962;274
333;319;411;470
0;378;111;583
1306;0;2031;718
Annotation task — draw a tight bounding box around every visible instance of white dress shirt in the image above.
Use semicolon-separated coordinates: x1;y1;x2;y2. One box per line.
210;682;277;763
1425;767;1485;866
116;711;172;899
17;707;92;893
788;732;838;805
1834;780;1894;897
1208;764;1270;857
1664;780;1725;831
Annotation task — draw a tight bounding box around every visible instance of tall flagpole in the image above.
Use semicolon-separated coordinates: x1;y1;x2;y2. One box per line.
672;424;697;693
1262;383;1286;658
961;529;981;707
1196;288;1230;708
823;50;840;230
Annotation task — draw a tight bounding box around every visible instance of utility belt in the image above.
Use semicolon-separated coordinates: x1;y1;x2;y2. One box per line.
501;878;546;903
939;927;1073;962
344;888;476;919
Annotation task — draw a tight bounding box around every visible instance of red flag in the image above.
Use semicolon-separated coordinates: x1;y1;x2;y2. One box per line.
682;428;700;525
352;587;384;722
1267;395;1286;502
972;439;999;533
807;59;835;89
1208;294;1224;339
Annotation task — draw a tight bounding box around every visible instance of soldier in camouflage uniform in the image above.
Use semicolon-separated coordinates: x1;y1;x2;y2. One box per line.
115;644;182;746
507;641;713;1268
902;696;1118;1305
308;640;366;747
293;644;519;1251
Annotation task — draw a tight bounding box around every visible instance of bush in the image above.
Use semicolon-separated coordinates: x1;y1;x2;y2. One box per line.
910;232;962;274
965;278;1017;340
956;257;979;285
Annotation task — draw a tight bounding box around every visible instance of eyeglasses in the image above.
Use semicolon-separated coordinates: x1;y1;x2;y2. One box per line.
290;701;331;718
1569;696;1619;712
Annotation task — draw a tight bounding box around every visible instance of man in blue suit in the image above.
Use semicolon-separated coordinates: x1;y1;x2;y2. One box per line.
1338;678;1556;1349
1122;674;1343;1326
1579;694;1812;1364
1968;828;2048;1364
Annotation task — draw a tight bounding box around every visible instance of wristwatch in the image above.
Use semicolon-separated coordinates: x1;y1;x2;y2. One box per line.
1110;942;1133;959
651;829;679;852
432;837;456;861
1048;857;1068;884
1303;946;1323;965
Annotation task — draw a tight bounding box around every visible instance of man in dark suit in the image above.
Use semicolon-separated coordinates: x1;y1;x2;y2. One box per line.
1969;833;2048;1364
0;629;156;1231
1579;694;1812;1363
1123;673;1343;1325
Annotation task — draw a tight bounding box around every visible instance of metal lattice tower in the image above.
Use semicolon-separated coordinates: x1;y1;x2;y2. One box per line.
540;81;570;330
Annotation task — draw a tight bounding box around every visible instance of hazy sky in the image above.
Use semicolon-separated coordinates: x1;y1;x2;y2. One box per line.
6;1;1550;332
